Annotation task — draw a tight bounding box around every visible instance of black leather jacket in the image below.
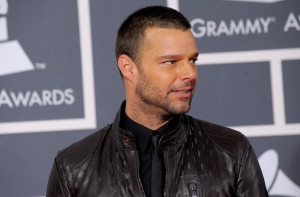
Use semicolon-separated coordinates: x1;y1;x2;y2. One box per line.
47;107;268;197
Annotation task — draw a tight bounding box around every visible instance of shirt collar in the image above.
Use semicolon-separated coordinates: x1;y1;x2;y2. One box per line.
119;103;179;154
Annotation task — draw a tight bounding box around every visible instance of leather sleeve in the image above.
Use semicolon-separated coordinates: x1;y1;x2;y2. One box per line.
236;145;269;197
46;158;71;197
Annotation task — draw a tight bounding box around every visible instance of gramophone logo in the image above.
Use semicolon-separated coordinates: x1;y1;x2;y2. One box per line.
0;0;96;135
0;0;35;76
258;149;300;196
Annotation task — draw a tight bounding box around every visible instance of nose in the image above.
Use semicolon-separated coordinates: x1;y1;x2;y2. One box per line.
178;60;198;83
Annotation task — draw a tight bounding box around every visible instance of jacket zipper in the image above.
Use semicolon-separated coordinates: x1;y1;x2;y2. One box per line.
188;181;198;197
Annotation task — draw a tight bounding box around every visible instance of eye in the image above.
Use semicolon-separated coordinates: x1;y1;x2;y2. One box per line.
163;60;176;65
189;59;198;64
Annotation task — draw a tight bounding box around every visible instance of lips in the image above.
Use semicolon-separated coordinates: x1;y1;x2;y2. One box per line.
177;90;190;93
172;87;193;98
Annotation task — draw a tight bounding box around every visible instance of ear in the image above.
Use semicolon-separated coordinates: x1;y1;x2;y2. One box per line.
118;54;137;81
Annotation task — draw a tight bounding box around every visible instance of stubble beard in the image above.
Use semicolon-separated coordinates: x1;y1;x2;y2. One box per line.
135;71;194;117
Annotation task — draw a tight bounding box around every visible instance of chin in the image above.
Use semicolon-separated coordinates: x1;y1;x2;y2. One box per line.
167;103;191;115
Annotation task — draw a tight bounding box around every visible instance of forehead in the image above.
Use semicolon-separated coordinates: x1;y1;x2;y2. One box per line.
141;27;197;56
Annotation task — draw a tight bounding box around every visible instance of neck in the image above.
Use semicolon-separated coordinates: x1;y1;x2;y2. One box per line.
125;100;173;130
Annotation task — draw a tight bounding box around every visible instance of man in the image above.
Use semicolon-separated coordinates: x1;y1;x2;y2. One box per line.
47;6;268;197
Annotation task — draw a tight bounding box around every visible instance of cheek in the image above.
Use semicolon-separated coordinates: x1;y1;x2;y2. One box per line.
159;75;177;90
160;69;179;82
144;65;179;88
149;70;174;83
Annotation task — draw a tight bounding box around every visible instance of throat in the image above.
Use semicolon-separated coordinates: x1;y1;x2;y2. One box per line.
125;103;173;130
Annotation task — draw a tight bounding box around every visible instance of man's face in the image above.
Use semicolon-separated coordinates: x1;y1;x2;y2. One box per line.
135;27;198;116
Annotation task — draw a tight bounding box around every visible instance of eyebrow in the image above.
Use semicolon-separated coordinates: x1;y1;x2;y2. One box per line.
157;52;199;61
192;52;199;58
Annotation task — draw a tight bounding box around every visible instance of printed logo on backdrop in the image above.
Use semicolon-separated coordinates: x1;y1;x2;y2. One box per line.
224;0;291;3
259;150;300;197
0;0;96;134
0;0;34;76
167;0;300;137
190;12;300;39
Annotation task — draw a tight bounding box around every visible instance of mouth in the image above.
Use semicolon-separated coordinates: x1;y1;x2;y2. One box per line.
172;88;193;98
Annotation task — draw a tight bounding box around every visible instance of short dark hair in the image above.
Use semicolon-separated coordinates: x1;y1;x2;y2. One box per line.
115;6;191;64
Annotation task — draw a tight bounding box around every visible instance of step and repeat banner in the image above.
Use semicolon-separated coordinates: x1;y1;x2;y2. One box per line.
0;0;299;196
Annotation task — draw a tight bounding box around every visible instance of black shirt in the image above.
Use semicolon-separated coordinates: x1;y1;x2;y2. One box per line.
120;109;179;197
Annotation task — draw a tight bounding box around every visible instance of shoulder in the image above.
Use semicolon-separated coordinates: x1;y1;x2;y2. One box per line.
188;116;250;157
56;124;112;170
